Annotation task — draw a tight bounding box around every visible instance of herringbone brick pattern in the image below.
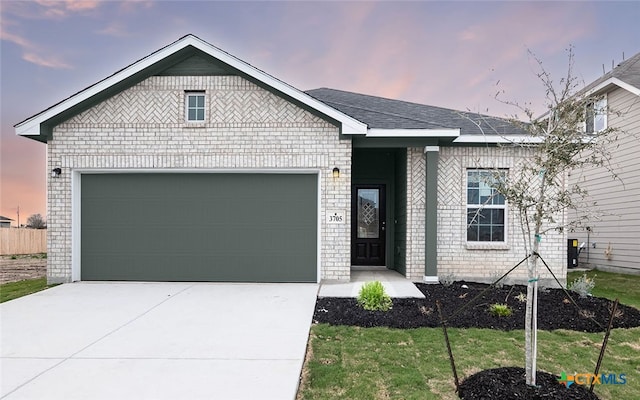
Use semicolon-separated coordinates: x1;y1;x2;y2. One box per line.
47;74;352;283
69;90;181;124
436;146;566;286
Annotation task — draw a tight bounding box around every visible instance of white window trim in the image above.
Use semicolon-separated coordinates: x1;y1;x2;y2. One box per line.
584;95;607;134
185;91;206;123
465;169;509;248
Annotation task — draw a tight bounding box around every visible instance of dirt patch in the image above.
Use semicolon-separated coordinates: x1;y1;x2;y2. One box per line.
0;255;46;283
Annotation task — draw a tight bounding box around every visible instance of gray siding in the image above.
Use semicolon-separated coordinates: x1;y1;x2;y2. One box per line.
572;88;640;273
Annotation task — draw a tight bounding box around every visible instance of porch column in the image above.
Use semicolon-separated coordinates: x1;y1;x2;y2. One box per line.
424;146;439;283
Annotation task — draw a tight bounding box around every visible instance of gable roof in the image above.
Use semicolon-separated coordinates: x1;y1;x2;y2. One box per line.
582;51;640;96
15;35;367;141
306;88;529;140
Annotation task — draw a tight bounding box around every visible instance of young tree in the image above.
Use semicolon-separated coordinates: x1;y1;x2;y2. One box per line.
26;213;46;229
474;48;621;386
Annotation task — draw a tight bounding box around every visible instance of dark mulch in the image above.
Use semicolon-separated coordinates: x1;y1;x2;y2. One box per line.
313;282;638;400
313;281;640;332
458;367;600;400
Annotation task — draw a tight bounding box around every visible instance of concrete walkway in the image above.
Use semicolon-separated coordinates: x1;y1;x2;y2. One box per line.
0;282;318;400
319;269;425;298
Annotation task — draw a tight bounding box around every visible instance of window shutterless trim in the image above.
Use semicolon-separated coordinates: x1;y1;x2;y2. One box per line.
185;91;206;122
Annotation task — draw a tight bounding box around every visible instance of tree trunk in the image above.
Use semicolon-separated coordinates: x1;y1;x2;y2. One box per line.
524;250;538;386
525;172;546;386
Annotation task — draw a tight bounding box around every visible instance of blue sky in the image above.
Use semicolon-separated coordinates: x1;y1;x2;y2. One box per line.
1;0;639;223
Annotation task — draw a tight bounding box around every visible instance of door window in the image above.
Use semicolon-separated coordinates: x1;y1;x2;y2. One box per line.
357;188;379;239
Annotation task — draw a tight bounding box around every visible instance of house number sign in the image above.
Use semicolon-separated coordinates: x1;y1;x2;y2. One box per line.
327;210;346;224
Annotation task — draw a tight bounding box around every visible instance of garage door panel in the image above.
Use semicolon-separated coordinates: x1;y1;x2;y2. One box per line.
81;173;317;282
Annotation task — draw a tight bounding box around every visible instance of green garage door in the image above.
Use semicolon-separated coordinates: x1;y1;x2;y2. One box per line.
81;173;317;282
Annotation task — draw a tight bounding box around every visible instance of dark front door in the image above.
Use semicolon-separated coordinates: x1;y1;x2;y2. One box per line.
352;185;386;265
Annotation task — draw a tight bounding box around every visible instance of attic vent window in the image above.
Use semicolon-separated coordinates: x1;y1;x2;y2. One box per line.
186;92;205;122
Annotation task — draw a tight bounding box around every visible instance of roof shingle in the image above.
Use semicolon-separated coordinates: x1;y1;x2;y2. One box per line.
305;88;525;136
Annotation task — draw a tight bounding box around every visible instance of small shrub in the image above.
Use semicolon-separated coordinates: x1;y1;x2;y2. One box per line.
488;303;513;317
515;292;527;303
10;255;17;260
579;309;596;319
568;273;596;298
357;281;392;311
439;273;456;287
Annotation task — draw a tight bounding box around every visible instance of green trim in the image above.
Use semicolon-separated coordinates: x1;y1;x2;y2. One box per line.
352;137;440;148
34;46;342;142
425;149;438;277
352;149;397;269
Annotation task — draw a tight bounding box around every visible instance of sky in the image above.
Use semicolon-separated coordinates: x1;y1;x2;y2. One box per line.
1;1;639;226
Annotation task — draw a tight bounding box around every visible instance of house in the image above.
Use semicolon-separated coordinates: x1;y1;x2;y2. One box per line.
0;216;14;228
570;52;640;275
15;35;566;285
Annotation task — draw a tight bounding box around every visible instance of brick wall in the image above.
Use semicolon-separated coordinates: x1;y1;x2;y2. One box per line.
436;146;566;286
47;75;352;283
405;148;426;280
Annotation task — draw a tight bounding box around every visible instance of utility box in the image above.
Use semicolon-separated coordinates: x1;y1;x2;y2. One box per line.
567;239;579;269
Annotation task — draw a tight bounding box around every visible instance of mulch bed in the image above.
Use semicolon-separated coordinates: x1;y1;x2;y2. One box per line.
313;281;640;400
458;367;600;400
313;281;640;332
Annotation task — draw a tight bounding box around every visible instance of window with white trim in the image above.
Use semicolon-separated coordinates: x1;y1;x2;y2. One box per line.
585;96;607;134
185;92;205;122
467;169;507;242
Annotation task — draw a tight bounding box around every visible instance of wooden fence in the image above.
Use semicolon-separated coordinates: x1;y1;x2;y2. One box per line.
0;228;47;255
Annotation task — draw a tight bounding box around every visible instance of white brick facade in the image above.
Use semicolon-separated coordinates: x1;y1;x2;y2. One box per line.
44;76;566;286
435;146;567;286
47;75;352;283
405;148;426;280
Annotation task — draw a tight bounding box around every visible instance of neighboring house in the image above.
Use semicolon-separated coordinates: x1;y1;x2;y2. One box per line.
15;35;566;285
0;216;14;228
570;52;640;275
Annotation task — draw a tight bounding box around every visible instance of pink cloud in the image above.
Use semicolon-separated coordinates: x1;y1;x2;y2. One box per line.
34;0;102;15
0;27;73;69
95;21;130;37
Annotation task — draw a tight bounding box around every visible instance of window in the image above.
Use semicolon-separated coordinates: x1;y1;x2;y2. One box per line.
585;97;607;134
467;170;506;242
185;92;205;122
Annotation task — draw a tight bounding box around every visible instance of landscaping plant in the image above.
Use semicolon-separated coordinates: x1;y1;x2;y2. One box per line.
357;281;392;311
568;273;596;298
488;303;513;317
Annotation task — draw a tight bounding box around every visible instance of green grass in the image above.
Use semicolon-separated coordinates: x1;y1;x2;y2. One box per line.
0;278;57;303
567;270;640;309
299;325;640;400
299;271;640;399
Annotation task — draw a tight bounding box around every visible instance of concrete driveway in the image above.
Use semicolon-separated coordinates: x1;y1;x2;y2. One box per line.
0;282;318;400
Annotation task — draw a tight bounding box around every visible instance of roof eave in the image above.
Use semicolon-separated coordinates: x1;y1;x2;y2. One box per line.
365;128;460;138
15;35;367;137
586;77;640;97
453;134;543;144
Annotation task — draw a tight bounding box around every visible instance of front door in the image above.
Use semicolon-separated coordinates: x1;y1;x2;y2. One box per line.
352;185;386;265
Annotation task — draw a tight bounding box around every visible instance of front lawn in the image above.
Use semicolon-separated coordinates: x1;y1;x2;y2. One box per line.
298;325;639;400
0;278;56;303
299;270;640;399
567;269;640;309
